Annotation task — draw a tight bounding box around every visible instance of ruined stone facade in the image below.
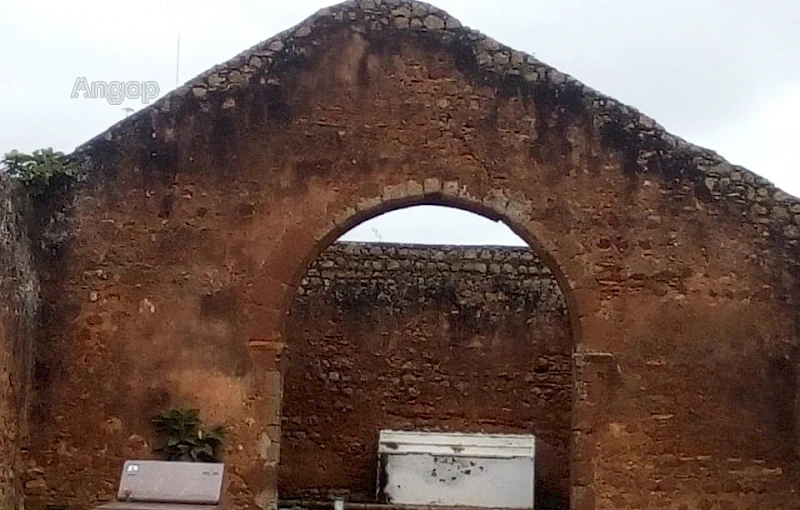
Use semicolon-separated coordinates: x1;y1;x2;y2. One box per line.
282;242;571;508
0;174;38;509
1;1;800;509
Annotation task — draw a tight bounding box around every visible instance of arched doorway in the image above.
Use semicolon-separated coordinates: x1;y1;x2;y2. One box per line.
277;203;577;510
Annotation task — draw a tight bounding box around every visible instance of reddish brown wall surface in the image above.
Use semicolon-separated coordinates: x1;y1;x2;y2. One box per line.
0;175;38;507
280;242;571;507
20;1;800;509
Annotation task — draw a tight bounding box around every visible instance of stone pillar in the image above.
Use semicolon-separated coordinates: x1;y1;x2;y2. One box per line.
571;351;619;510
247;340;286;510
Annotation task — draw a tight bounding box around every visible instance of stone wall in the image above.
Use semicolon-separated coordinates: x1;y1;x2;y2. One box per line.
0;174;38;509
281;242;571;508
22;1;800;509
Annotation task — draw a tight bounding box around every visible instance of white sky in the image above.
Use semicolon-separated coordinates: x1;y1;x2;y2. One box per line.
339;205;527;245
2;0;799;245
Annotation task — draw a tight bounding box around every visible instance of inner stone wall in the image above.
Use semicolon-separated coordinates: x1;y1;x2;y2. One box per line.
281;242;572;509
0;175;38;508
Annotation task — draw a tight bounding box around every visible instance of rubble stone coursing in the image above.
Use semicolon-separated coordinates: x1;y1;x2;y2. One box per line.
75;0;800;257
296;241;566;313
282;242;571;506
0;174;38;509
15;1;800;509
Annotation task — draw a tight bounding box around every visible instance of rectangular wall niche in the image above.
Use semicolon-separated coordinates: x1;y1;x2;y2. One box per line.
378;431;536;509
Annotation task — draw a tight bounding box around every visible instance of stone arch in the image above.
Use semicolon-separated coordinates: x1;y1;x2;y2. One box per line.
276;188;585;349
274;187;584;508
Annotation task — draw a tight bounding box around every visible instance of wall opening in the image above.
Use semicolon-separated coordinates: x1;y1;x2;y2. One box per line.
278;205;574;510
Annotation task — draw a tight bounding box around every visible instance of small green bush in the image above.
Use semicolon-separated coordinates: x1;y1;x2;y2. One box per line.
151;409;225;463
1;148;78;187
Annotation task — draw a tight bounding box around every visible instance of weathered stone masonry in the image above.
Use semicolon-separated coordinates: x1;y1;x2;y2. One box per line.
0;174;38;509
3;0;800;509
282;242;571;507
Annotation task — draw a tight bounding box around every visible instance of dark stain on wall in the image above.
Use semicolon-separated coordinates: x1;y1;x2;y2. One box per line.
0;175;40;506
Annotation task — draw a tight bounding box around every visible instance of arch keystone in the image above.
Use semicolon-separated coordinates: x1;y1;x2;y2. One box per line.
423;178;442;194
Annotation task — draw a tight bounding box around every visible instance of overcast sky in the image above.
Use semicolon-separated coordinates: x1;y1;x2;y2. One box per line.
2;0;798;245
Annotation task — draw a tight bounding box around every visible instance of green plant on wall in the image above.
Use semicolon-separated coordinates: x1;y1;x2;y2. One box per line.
151;409;226;463
1;148;78;187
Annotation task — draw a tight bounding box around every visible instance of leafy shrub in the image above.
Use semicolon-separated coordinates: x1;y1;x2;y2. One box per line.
1;148;78;187
151;409;225;463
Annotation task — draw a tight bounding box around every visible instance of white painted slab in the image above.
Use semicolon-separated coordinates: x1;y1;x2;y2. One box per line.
115;461;224;504
378;431;535;509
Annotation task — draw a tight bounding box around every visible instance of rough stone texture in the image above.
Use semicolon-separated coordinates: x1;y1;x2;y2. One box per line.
15;0;800;509
0;174;38;509
281;242;571;508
